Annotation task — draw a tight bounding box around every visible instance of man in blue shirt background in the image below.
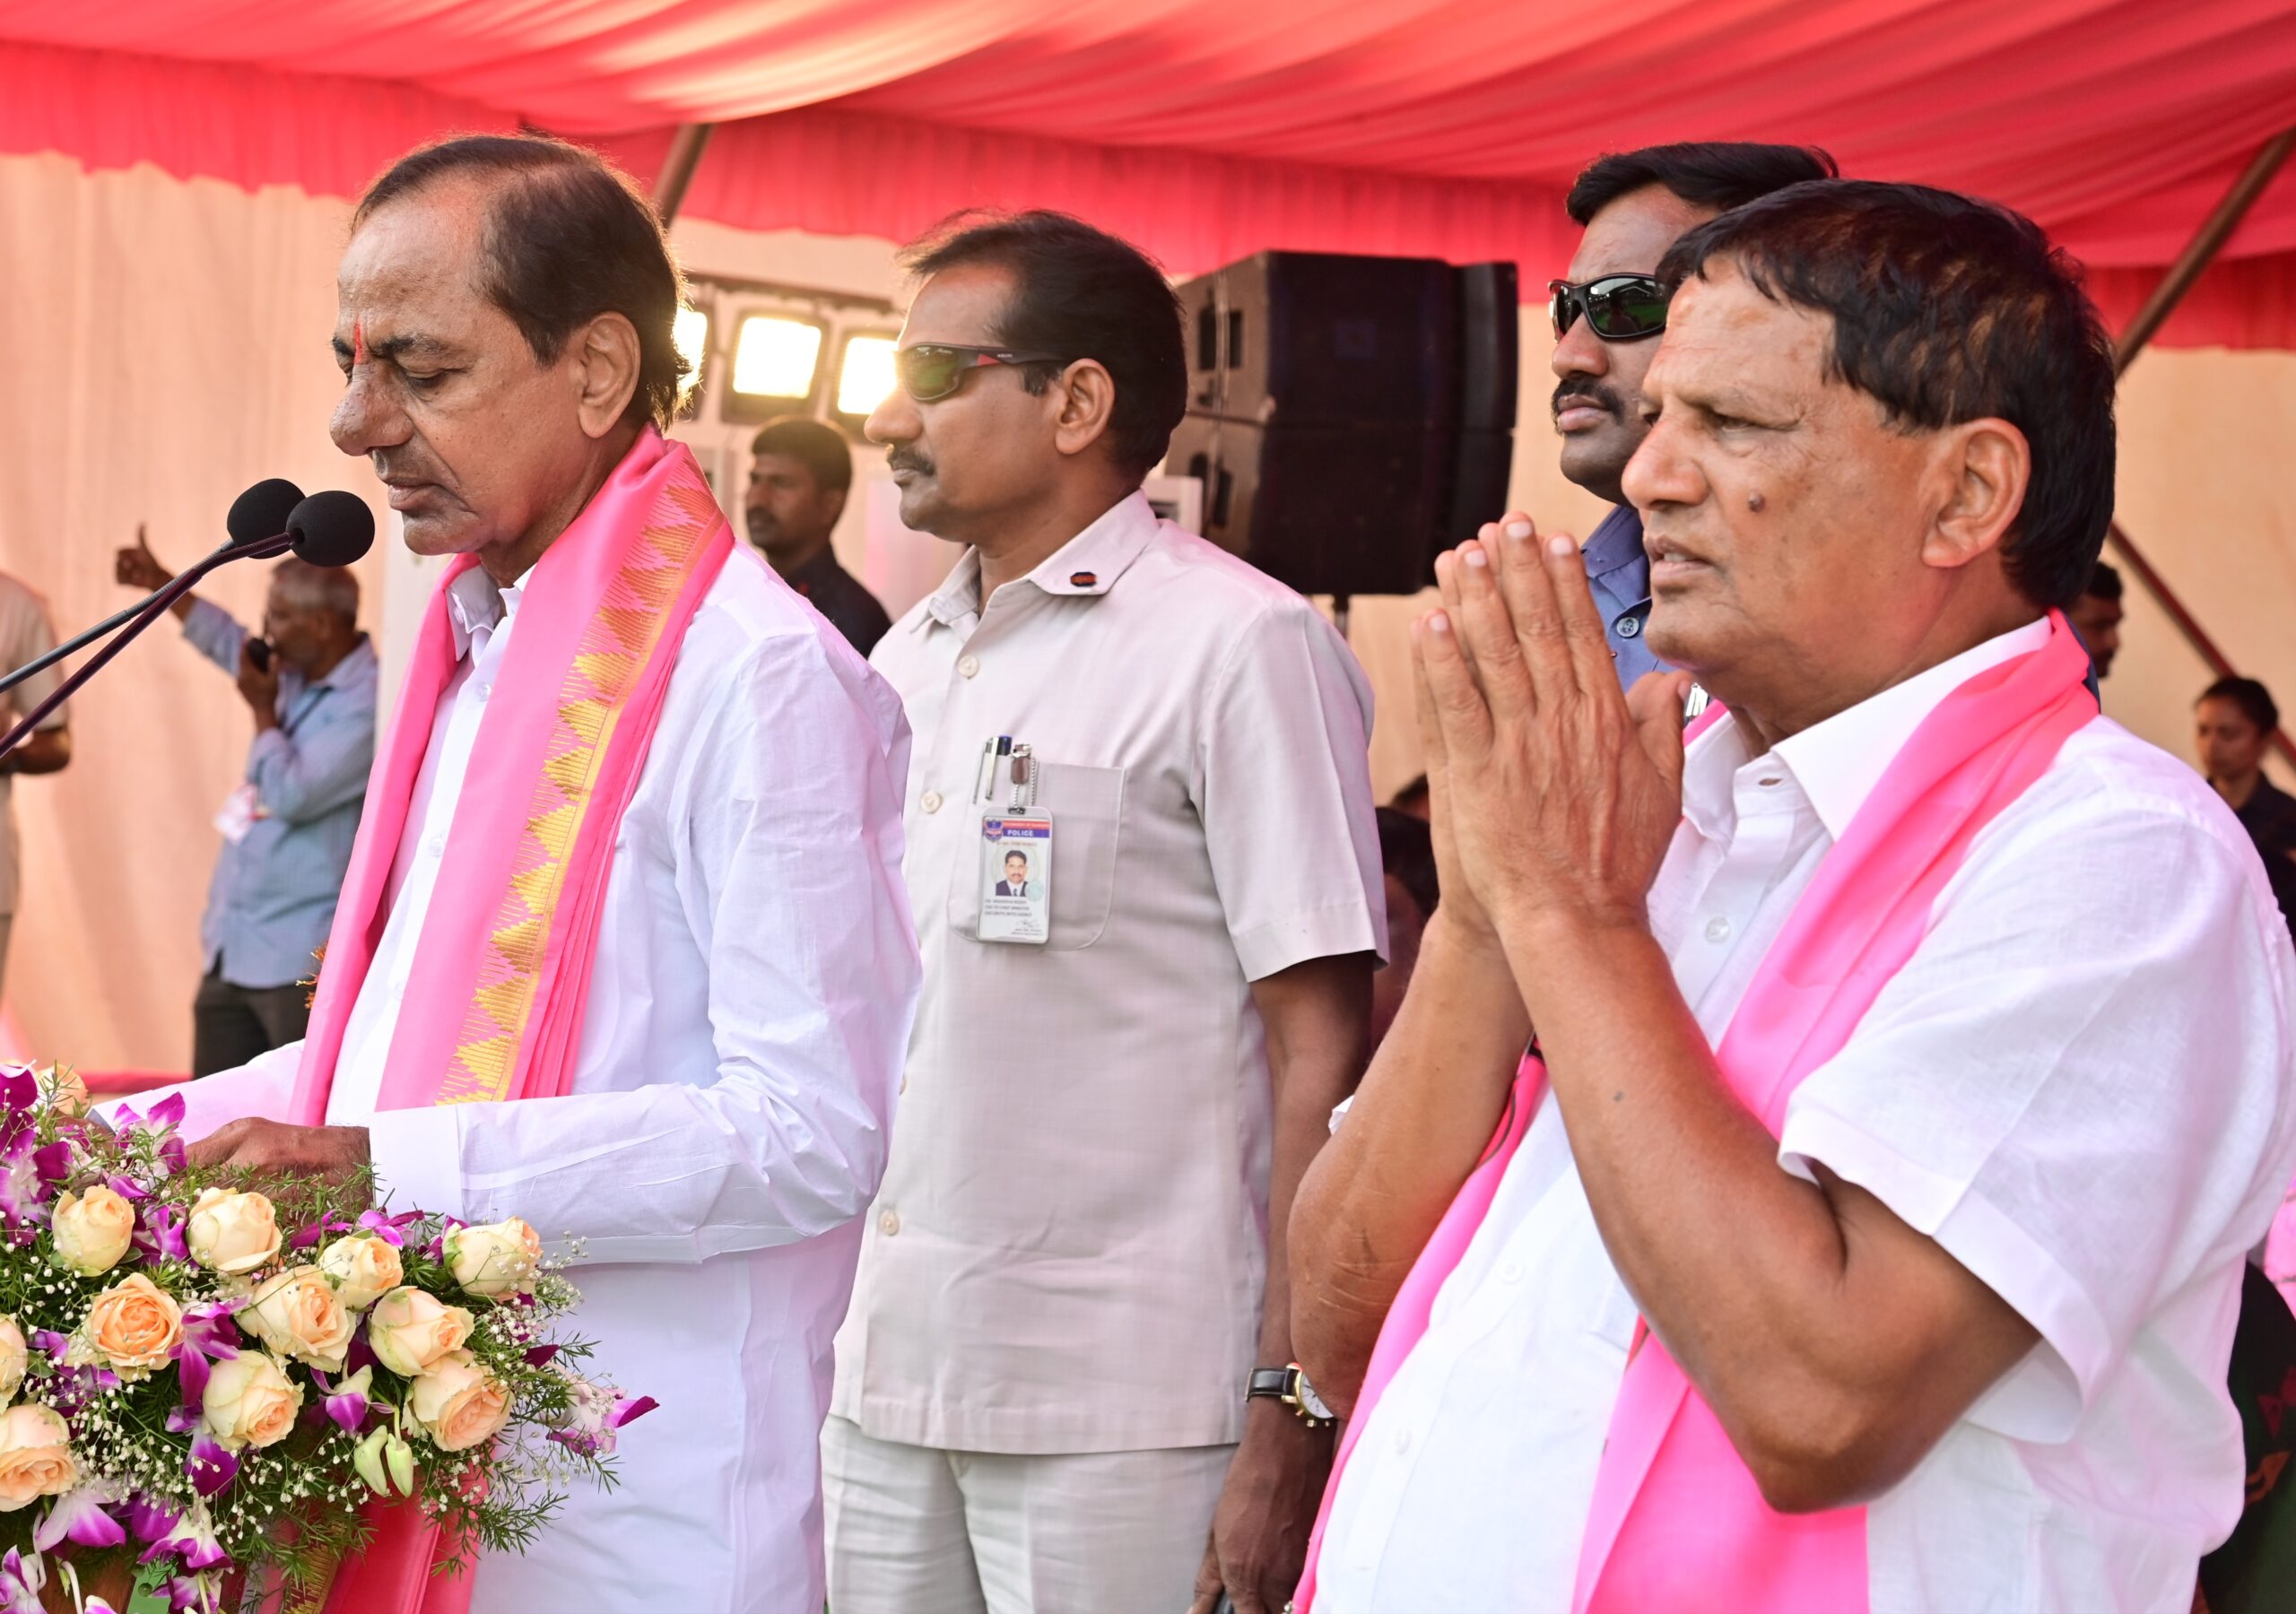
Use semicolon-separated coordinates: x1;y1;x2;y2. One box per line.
116;529;375;1074
1549;143;1838;682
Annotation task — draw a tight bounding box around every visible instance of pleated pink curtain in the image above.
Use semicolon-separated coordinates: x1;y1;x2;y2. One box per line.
4;2;2296;339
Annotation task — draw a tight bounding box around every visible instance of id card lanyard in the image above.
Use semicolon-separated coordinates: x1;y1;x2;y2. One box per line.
976;740;1051;945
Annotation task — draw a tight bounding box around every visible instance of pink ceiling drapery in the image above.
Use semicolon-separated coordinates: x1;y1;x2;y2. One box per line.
4;2;2296;344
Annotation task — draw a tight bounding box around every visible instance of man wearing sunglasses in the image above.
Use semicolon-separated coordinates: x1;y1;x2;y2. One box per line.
829;211;1384;1614
1549;143;1836;686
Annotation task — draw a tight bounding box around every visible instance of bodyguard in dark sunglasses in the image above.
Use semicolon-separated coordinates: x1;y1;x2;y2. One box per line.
1544;143;1837;687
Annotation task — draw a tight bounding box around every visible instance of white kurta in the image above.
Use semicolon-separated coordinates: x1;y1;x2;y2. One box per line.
148;544;920;1612
1319;620;2296;1613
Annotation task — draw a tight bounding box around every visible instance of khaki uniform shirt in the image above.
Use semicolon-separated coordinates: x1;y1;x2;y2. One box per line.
0;575;65;916
838;492;1383;1453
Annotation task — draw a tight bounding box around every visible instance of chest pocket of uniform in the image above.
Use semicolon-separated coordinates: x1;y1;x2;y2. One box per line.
949;762;1126;951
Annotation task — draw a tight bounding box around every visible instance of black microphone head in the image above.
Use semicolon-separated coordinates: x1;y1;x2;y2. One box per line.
226;478;306;546
285;491;377;568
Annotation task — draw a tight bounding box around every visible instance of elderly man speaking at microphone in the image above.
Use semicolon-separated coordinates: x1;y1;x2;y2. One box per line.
135;134;919;1611
1292;181;2296;1612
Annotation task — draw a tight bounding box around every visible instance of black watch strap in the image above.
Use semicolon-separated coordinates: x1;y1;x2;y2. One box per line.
1246;1367;1291;1401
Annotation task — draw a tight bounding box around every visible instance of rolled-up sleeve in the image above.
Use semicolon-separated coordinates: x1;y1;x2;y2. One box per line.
1196;601;1386;981
1779;797;2296;1441
180;599;248;676
364;629;920;1263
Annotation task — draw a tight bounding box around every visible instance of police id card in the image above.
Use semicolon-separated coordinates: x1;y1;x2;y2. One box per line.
978;814;1052;944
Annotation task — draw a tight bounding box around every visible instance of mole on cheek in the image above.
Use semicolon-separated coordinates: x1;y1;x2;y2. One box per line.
1747;490;1767;513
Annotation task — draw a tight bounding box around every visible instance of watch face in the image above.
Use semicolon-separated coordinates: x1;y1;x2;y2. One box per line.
1295;1368;1334;1422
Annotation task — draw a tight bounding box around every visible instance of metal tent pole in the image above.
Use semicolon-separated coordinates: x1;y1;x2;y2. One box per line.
2102;127;2296;768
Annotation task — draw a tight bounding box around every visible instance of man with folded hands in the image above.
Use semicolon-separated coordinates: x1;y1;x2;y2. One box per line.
1292;180;2296;1612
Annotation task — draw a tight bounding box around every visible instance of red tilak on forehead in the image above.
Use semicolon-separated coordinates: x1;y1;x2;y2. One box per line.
352;318;367;366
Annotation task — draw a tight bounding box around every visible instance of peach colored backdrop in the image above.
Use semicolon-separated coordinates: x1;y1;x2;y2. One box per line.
3;153;2291;1072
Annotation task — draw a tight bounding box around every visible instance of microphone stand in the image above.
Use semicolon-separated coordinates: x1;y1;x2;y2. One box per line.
0;531;293;765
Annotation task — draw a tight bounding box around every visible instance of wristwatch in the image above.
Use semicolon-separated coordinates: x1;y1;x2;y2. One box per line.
1247;1363;1336;1429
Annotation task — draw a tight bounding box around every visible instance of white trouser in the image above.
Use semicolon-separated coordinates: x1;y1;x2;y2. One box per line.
822;1414;1234;1614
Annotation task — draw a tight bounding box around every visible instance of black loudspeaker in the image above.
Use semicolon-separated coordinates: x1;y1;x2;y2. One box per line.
1170;253;1517;595
1169;416;1454;599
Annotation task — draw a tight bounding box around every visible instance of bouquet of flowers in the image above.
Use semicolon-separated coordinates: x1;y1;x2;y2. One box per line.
0;1065;652;1613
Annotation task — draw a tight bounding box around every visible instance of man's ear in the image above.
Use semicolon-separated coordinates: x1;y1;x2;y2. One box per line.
822;485;848;528
572;312;644;438
1049;360;1118;461
1923;417;2030;572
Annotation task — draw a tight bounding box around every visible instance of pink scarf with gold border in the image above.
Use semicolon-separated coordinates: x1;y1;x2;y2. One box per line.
1299;612;2096;1613
281;429;731;1613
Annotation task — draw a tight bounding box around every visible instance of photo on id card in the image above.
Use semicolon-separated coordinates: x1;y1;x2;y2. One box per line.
978;814;1053;943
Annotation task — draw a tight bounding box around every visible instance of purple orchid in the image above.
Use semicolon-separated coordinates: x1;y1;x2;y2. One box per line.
32;1479;126;1552
138;1500;227;1571
550;1381;659;1460
172;1299;241;1419
186;1434;239;1497
102;1172;148;1203
523;1344;560;1367
0;1549;39;1614
359;1208;420;1247
133;1201;189;1264
162;1573;223;1613
314;1366;372;1435
0;1138;47;1228
127;1491;178;1545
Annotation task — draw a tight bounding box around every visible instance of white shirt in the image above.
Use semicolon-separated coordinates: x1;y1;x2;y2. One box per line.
152;546;921;1613
1320;619;2296;1614
840;493;1385;1453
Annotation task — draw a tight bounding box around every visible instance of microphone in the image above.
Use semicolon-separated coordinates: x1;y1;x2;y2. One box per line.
0;478;312;700
278;490;377;568
228;478;306;547
0;480;378;761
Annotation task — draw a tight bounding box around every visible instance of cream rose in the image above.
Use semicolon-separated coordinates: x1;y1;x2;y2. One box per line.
365;1287;474;1379
444;1218;542;1299
240;1265;353;1373
0;1404;74;1512
50;1185;135;1277
199;1352;301;1452
0;1317;25;1407
317;1234;404;1312
186;1188;282;1276
408;1351;511;1453
83;1273;184;1376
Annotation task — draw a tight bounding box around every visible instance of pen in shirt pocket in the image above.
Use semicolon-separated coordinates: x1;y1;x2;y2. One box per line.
974;740;996;803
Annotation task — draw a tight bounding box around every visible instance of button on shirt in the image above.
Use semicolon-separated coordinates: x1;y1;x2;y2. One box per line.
145;548;920;1613
839;491;1385;1454
1583;504;1663;688
0;574;65;917
182;601;377;990
1319;619;2296;1613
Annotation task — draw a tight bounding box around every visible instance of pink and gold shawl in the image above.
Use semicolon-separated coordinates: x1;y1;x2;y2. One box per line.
282;427;732;1612
1298;612;2096;1613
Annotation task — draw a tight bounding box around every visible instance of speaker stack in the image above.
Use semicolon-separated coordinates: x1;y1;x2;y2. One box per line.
1164;251;1518;598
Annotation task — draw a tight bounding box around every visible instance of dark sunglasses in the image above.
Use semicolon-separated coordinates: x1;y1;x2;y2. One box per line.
1548;274;1671;343
895;343;1071;403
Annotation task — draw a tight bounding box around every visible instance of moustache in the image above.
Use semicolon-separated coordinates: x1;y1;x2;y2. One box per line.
886;447;935;476
1552;378;1624;422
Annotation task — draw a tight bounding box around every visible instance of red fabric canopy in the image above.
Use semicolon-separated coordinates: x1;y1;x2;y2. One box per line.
4;2;2296;344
